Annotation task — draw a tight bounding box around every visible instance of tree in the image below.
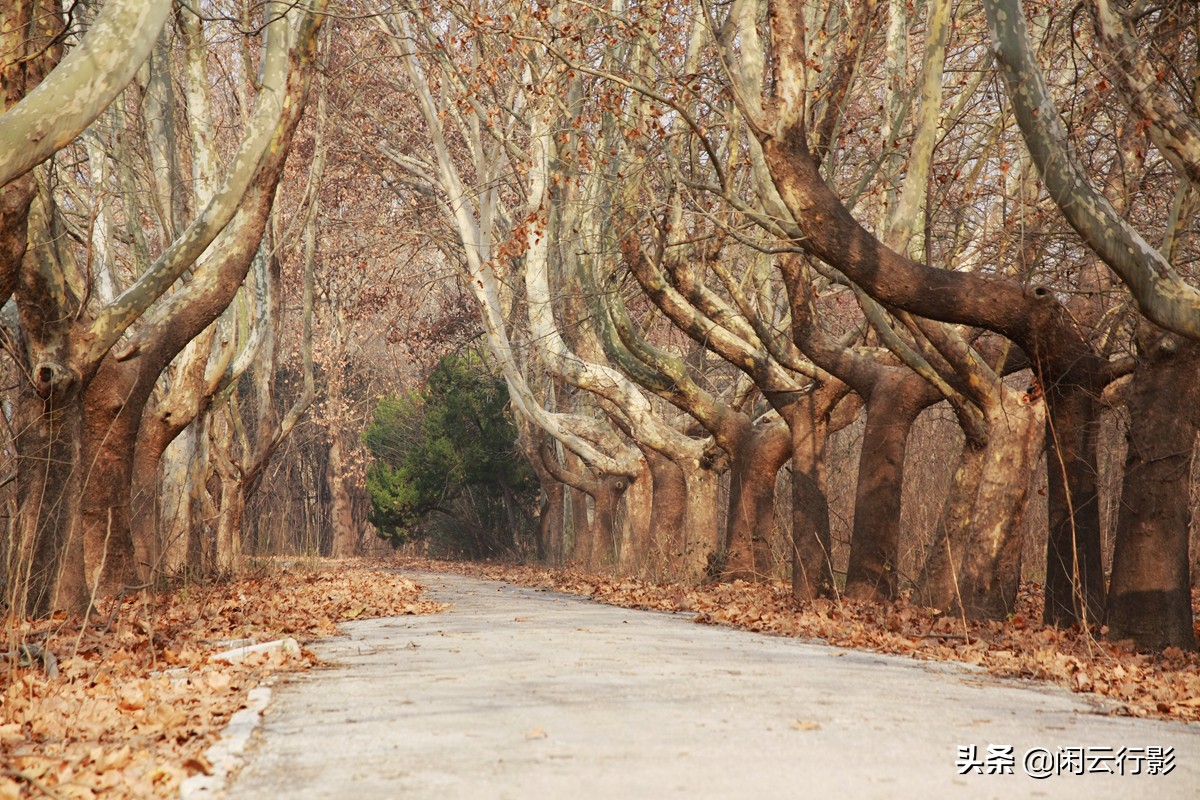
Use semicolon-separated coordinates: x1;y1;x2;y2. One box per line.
365;353;539;558
6;0;328;615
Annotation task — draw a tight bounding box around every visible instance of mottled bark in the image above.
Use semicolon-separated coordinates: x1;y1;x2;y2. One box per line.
916;388;1046;619
328;434;358;558
1106;333;1200;651
722;420;791;581
0;0;170;188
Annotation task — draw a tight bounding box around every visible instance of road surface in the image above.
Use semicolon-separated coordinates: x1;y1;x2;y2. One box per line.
218;570;1200;799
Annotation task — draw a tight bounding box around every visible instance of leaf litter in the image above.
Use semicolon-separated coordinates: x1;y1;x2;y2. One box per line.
6;554;1197;797
0;559;442;799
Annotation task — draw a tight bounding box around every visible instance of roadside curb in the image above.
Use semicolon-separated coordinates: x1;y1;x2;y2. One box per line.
179;685;273;799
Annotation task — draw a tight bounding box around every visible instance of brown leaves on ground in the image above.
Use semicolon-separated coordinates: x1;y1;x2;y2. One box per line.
396;557;1200;724
0;559;442;799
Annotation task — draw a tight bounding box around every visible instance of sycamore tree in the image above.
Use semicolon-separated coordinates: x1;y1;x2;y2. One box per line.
1;0;329;616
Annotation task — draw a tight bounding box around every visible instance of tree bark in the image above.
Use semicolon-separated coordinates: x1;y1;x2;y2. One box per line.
328;433;358;558
845;370;938;601
722;419;790;581
589;474;629;570
0;0;171;189
11;389;86;615
916;388;1046;619
1106;332;1200;651
786;385;843;601
1042;380;1107;625
640;450;686;578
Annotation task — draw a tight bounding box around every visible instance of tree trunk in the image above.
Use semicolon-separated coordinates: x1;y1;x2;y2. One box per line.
328;433;358;558
787;391;836;601
844;372;934;601
722;420;790;582
11;389;87;615
157;428;199;575
589;474;629;569
917;389;1046;619
682;462;721;584
211;414;244;572
620;457;658;576
1042;380;1107;626
1106;333;1200;651
640;450;685;578
915;439;987;611
538;479;563;564
76;364;145;601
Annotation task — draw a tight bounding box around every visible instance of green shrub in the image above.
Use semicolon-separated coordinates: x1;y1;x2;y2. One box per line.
363;352;537;558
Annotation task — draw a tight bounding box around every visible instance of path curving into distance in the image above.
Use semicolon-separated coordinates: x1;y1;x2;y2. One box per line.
224;571;1200;799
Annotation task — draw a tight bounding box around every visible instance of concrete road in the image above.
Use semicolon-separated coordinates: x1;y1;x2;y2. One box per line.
224;571;1200;799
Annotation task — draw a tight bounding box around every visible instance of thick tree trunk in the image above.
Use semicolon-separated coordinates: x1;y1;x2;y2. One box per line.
537;479;563;564
680;461;721;584
568;484;591;565
641;450;686;578
1043;380;1107;626
619;457;657;575
915;439;987;611
589;475;629;569
788;393;835;601
722;420;791;582
1106;333;1200;651
328;434;358;558
77;364;145;600
844;372;934;601
916;389;1046;619
955;393;1046;619
11;390;87;615
156;428;198;574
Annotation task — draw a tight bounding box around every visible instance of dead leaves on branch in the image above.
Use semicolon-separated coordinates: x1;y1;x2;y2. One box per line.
397;557;1200;724
0;560;442;799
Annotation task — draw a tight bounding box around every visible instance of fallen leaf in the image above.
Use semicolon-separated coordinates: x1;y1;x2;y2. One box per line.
182;755;213;776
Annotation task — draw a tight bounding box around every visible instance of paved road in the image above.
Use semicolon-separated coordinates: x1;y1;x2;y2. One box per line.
224;571;1200;799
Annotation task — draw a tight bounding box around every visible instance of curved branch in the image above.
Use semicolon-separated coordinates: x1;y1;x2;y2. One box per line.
984;0;1200;339
0;0;172;189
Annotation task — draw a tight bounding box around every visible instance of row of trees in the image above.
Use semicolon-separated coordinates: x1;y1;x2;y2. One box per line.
346;0;1200;651
3;0;1199;654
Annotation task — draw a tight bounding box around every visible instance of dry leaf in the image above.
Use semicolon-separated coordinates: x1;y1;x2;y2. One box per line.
182;755;214;776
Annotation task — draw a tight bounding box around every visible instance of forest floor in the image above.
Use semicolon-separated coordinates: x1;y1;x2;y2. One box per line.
1;555;1199;798
1;559;442;799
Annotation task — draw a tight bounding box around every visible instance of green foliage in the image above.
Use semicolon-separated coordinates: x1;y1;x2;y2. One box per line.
363;352;538;558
